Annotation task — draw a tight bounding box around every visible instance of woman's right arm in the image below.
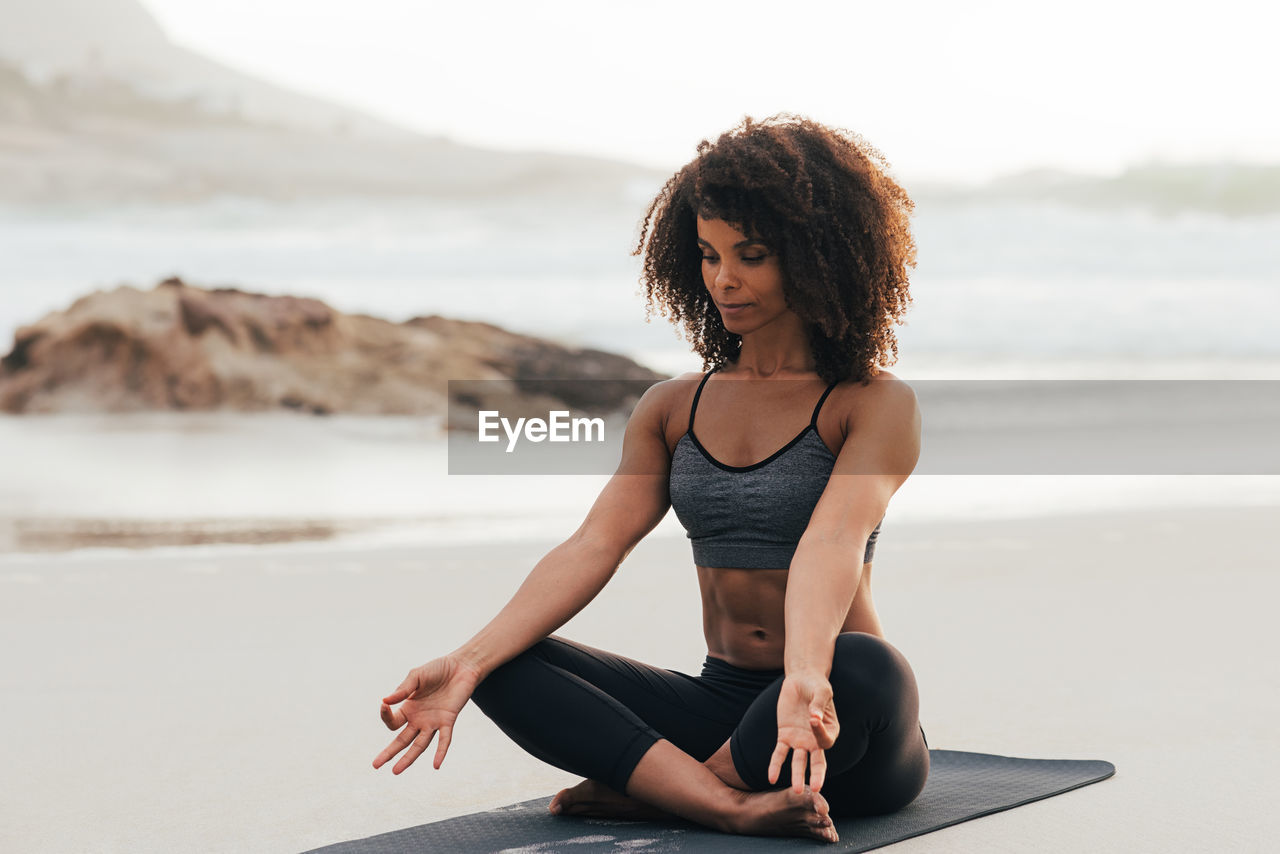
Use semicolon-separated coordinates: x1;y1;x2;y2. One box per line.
373;378;681;774
449;378;677;678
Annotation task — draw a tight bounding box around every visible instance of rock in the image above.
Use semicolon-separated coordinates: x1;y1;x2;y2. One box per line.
0;278;666;422
404;315;661;419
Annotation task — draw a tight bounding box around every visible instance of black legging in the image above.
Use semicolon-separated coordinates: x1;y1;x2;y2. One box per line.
470;631;929;817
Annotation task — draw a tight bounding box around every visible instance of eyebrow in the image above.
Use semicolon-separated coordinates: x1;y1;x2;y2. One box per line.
696;237;770;249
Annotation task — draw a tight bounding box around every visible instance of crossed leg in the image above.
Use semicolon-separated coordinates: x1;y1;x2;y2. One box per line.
469;633;926;840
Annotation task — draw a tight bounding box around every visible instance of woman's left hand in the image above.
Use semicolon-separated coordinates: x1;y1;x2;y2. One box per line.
768;673;840;793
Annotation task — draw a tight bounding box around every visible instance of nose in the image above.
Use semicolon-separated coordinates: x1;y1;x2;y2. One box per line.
713;262;739;292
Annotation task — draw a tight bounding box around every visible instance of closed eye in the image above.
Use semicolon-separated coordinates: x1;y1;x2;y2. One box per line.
700;255;769;264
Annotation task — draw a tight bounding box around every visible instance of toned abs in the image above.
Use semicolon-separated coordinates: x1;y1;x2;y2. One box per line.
663;375;887;671
696;563;884;670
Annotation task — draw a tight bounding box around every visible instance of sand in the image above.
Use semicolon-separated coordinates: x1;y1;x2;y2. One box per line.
1;504;1277;853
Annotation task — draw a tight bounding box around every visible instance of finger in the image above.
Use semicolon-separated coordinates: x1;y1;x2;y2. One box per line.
382;671;419;705
433;725;453;769
813;704;839;749
393;729;437;775
380;702;406;731
767;742;790;785
823;713;841;746
790;747;807;793
372;726;418;769
809;747;828;793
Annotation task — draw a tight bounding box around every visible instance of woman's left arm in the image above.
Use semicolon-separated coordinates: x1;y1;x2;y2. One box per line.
769;374;922;793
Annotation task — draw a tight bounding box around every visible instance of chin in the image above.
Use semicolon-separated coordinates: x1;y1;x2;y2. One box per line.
719;313;770;336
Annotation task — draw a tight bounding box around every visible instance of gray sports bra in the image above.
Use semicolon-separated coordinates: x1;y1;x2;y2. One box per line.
668;367;881;570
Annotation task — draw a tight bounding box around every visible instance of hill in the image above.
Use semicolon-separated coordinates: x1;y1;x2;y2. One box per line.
0;0;661;205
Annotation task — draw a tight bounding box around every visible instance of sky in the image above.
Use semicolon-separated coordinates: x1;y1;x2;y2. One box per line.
133;1;1279;183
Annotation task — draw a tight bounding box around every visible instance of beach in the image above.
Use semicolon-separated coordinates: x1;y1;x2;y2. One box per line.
4;4;1279;851
2;503;1276;853
3;177;1278;854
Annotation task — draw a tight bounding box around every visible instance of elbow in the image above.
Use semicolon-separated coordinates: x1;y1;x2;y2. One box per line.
562;528;626;576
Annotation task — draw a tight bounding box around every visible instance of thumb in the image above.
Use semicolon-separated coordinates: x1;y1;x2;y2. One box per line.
383;672;419;705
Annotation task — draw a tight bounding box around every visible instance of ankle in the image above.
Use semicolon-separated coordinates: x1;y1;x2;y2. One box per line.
703;749;751;791
716;786;754;835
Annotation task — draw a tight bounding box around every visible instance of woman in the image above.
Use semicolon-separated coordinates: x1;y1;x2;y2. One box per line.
373;113;925;844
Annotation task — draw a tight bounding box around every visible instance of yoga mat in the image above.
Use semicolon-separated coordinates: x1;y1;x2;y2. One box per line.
308;750;1115;853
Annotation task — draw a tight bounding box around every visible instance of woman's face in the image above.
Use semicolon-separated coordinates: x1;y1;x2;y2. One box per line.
696;216;794;335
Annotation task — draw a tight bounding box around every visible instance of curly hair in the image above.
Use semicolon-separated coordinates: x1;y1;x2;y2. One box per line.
634;113;916;385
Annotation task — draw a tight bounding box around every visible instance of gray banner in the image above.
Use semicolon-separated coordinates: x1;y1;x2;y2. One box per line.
446;378;1280;475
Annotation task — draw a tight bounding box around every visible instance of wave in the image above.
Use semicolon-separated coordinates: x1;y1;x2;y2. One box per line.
917;161;1280;218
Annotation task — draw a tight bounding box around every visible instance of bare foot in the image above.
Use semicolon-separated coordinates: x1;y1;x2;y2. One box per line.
549;778;674;822
551;778;838;843
729;785;839;843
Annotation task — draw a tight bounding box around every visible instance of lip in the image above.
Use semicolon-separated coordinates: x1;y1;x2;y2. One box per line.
717;302;752;314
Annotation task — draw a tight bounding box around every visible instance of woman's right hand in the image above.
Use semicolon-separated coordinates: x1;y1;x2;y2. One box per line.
372;655;483;775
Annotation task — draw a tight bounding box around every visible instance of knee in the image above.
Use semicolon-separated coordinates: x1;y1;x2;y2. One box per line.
468;666;505;710
829;632;914;698
470;639;557;708
832;631;901;672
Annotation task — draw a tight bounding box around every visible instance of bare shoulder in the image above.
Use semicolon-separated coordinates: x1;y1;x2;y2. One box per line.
826;368;921;478
629;370;704;432
653;370;708;397
616;371;705;457
833;369;920;433
856;368;917;399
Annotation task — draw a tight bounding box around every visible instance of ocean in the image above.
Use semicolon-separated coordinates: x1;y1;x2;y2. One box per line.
1;197;1278;556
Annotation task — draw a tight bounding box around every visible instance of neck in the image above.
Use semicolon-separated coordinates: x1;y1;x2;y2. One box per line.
728;316;815;378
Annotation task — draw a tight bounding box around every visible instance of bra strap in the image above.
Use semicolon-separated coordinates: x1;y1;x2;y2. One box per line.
688;368;716;433
809;380;839;427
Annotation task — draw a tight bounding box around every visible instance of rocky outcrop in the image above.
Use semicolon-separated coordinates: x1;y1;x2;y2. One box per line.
0;278;665;420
